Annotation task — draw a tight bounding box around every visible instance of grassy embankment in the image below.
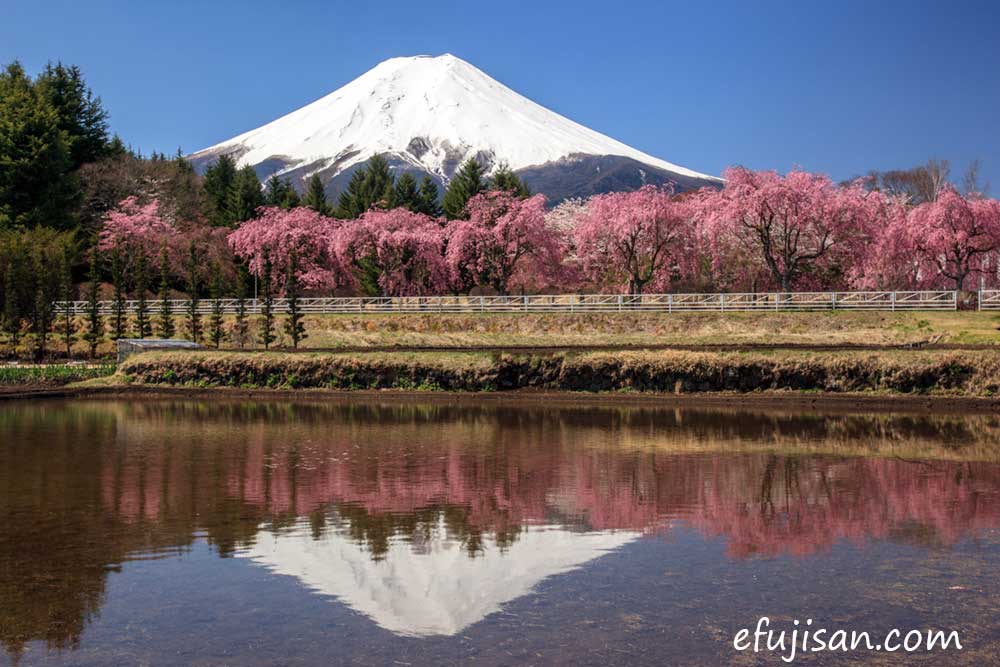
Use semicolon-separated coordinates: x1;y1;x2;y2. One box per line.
8;311;1000;397
117;348;1000;397
0;364;115;388
14;310;1000;359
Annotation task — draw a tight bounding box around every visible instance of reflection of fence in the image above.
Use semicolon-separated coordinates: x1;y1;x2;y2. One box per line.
54;290;958;315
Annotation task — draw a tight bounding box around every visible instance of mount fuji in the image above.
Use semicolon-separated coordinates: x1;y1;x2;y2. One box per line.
189;54;722;203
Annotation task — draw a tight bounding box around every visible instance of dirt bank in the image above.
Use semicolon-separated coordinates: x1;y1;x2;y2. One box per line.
114;349;1000;398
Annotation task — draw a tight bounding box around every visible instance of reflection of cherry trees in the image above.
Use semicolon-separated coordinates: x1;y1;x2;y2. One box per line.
97;404;1000;560
5;401;1000;657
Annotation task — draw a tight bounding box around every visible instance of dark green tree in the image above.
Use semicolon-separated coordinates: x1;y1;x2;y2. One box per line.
58;245;75;357
31;253;55;360
282;250;306;349
258;257;276;350
203;154;237;225
417;175;441;217
184;243;201;342
109;245;127;339
208;262;225;349
389;172;420;211
232;267;250;349
34;62;110;168
226;165;264;225
335;154;394;218
83;250;102;358
156;246;175;338
442;159;487;219
303;174;331;215
491;163;530;197
0;62;78;230
265;175;299;209
2;260;20;353
132;249;151;338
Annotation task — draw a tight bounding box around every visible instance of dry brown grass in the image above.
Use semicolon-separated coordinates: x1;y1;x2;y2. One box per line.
119;348;1000;397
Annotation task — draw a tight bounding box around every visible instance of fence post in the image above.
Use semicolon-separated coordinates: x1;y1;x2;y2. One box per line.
618;294;623;312
720;294;725;312
832;292;837;310
979;289;982;312
891;292;896;312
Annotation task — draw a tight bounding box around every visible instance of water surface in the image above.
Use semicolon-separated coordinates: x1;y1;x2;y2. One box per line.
2;399;999;665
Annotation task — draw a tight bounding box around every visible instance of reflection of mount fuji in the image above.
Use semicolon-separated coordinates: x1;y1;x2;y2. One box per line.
240;521;638;637
5;401;1000;658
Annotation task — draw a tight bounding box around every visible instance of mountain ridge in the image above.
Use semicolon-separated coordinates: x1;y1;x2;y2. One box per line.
189;54;722;203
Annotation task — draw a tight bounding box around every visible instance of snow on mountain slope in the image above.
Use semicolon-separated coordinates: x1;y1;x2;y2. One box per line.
190;54;721;199
239;521;639;637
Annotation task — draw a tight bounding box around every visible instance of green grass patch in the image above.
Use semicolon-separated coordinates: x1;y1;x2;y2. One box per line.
0;363;116;386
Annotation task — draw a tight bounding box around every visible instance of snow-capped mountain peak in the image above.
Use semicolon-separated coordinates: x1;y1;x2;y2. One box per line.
190;53;721;202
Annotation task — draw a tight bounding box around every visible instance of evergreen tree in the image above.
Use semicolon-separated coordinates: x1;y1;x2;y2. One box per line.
282;250;306;349
35;62;110;168
2;260;20;352
232;267;250;349
265;175;299;208
208;263;225;349
202;154;237;225
83;250;102;358
59;245;75;357
0;61;78;230
303;174;331;215
132;249;151;338
258;256;276;350
442;159;487;219
156;246;175;338
226;165;264;225
184;243;201;342
335;154;394;218
361;154;394;209
417;175;442;217
389;172;420;211
109;244;127;339
491;163;530;197
31;253;54;360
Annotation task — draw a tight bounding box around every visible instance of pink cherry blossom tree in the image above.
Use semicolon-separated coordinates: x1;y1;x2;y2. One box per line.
332;208;450;296
697;168;881;292
99;196;233;279
445;191;564;295
905;187;1000;290
99;196;174;257
846;198;921;290
573;185;696;294
228;206;345;291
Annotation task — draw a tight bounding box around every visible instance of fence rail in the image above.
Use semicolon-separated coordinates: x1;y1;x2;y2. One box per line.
52;290;958;316
980;290;1000;310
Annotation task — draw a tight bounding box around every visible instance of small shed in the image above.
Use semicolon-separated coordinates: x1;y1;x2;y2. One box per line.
117;339;203;364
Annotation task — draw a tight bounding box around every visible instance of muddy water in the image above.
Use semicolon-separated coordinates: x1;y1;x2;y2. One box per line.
1;399;999;665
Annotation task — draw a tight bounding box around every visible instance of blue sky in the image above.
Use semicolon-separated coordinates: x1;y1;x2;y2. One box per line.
3;0;999;187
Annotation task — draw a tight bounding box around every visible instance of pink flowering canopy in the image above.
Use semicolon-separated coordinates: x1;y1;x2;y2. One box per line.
573;185;695;294
99;196;233;277
906;187;1000;290
697;167;884;291
333;207;450;296
99;196;174;257
446;191;565;294
851;187;1000;290
228;206;345;291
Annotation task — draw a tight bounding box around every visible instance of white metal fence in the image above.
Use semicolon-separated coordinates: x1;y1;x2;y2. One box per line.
979;290;1000;310
53;290;958;315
